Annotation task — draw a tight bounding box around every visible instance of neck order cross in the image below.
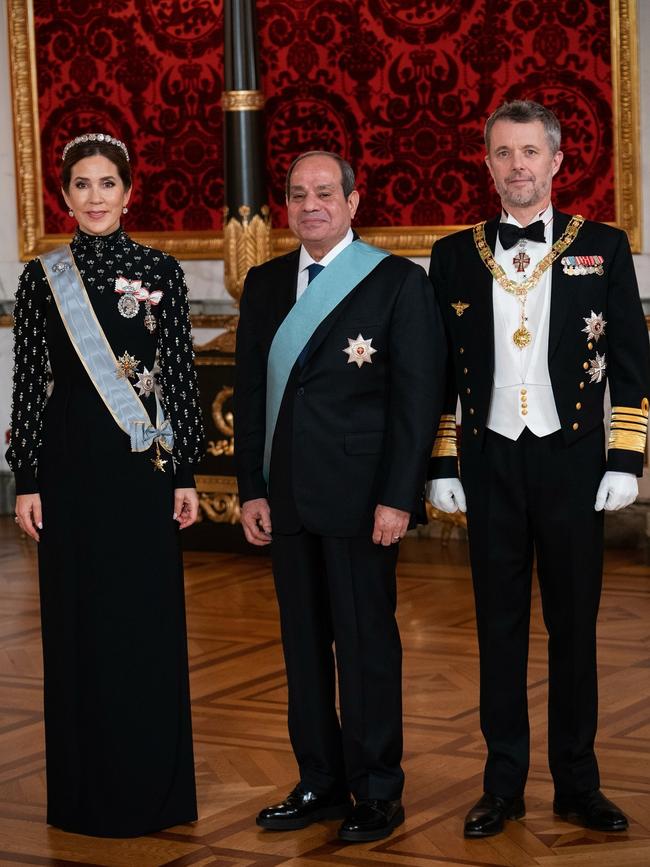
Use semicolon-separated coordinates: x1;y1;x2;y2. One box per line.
473;215;584;349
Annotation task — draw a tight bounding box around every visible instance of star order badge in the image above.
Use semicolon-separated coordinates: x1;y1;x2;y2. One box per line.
588;352;607;384
151;442;167;472
582;310;607;342
116;351;140;380
135;366;156;398
343;334;377;368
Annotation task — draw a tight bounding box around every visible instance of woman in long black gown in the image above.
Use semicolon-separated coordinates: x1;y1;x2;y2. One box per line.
6;134;204;837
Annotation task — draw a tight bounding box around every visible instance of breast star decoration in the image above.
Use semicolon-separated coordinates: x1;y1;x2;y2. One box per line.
135;366;156;398
343;334;377;367
116;351;140;379
588;352;607;384
582;311;607;342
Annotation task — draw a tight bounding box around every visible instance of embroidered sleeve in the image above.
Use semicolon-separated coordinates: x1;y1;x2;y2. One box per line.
5;261;50;494
157;257;205;487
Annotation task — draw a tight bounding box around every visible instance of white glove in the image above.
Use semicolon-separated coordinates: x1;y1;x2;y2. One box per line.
594;471;638;511
426;478;467;513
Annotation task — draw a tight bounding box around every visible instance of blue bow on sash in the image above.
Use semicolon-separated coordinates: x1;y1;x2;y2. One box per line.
40;245;174;456
132;415;174;454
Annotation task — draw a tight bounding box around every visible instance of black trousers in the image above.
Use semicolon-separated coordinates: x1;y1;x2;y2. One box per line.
461;426;605;798
271;530;403;801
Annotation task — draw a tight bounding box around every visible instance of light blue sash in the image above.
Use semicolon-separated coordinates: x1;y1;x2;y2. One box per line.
40;245;174;454
263;239;389;481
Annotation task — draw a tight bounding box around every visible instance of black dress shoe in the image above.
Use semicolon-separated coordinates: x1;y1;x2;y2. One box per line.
256;784;352;830
464;792;526;838
338;799;404;842
553;788;628;832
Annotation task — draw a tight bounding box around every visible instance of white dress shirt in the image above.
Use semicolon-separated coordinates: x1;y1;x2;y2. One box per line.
296;228;354;300
487;203;562;440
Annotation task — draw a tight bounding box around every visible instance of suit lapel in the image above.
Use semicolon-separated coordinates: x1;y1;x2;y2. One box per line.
548;209;573;360
275;249;299;321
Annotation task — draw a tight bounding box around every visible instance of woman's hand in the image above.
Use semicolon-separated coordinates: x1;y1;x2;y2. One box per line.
15;493;43;542
173;488;199;529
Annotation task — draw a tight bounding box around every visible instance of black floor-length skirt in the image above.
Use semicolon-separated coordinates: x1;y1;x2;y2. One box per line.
35;384;197;838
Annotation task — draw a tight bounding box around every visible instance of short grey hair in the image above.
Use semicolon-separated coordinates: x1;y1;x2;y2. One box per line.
484;100;562;154
285;151;356;199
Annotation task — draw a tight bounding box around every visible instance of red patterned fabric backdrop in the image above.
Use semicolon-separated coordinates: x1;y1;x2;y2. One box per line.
35;0;614;235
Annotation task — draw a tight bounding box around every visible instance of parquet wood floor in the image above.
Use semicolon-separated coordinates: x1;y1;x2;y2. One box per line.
1;516;649;866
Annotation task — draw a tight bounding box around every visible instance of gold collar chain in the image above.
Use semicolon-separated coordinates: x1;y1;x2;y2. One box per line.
473;214;585;297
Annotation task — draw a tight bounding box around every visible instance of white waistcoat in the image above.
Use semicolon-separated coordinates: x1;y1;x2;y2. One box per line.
487;207;561;440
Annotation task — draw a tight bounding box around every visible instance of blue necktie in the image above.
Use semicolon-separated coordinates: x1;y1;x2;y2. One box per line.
297;263;325;367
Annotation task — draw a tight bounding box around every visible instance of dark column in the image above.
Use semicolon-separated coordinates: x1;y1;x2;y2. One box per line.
222;0;271;303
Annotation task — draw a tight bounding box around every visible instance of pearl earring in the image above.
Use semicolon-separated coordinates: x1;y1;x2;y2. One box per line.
122;207;128;215
68;209;74;218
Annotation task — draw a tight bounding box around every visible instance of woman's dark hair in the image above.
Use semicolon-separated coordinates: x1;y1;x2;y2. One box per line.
61;141;132;192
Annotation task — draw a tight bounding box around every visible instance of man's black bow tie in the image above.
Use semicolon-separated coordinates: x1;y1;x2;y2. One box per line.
498;220;546;250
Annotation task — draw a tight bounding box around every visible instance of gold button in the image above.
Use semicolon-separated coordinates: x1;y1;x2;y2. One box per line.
463;367;468;374
460;347;465;354
466;388;471;395
473;428;478;435
588;341;593;350
572;422;579;431
576;402;582;410
469;408;475;415
583;362;589;370
522;409;528;416
579;381;585;390
520;388;527;395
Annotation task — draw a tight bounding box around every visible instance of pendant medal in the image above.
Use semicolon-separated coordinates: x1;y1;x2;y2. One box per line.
143;300;157;333
512;327;532;349
151;441;168;472
117;292;139;318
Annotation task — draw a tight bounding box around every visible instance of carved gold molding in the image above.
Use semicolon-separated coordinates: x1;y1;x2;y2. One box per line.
223;205;272;301
9;0;42;257
207;386;235;457
611;0;642;252
193;355;236;365
191;314;236;329
221;89;265;111
9;0;642;258
195;474;240;524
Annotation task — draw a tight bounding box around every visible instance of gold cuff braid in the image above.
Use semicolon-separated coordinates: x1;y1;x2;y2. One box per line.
609;400;649;453
432;413;458;459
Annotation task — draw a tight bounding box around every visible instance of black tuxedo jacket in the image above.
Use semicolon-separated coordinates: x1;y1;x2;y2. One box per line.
235;240;446;536
428;209;650;478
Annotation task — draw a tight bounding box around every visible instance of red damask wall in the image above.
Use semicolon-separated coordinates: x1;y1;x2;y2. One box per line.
35;0;614;234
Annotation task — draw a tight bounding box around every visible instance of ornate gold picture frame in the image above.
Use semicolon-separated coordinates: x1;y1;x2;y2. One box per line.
8;0;641;259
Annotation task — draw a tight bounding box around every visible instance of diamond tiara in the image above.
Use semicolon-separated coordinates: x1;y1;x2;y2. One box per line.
62;133;129;162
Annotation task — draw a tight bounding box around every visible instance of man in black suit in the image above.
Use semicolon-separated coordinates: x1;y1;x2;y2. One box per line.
235;151;445;842
428;100;650;837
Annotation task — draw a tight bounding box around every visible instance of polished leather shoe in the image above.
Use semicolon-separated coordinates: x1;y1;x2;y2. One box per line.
553;788;628;832
338;799;404;842
256;784;352;830
464;792;526;838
